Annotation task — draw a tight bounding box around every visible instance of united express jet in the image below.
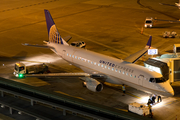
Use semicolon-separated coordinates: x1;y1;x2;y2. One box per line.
23;10;174;97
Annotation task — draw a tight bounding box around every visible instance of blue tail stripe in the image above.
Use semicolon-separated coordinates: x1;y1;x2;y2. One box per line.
44;9;55;35
58;36;60;44
60;36;63;44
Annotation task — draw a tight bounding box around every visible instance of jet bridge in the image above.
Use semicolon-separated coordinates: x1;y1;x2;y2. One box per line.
144;58;169;80
144;54;180;83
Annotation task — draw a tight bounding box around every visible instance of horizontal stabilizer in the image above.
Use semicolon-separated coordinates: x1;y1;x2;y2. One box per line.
22;43;54;49
64;35;72;43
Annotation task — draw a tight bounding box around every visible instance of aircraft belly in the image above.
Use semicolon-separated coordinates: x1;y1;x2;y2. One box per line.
79;66;98;74
104;76;122;84
71;62;81;69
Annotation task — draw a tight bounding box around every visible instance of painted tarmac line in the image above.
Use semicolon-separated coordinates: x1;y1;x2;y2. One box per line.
55;91;85;100
115;108;128;112
126;92;142;99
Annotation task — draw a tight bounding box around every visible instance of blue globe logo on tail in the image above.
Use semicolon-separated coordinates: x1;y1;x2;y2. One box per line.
49;25;63;44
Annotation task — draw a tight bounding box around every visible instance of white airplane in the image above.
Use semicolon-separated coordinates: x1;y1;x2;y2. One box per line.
160;0;180;9
23;9;174;97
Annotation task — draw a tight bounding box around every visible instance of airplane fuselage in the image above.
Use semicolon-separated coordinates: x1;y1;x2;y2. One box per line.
48;42;174;97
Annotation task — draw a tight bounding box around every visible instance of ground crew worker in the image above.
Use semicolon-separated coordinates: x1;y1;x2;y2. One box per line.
152;95;156;104
157;96;162;102
122;84;125;96
148;103;153;117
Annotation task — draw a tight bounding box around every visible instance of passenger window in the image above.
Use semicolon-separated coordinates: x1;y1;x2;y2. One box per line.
134;75;136;78
91;61;93;64
108;67;110;70
69;54;71;57
75;56;77;59
94;62;96;65
72;55;74;58
98;63;100;66
115;69;117;72
105;66;107;68
112;68;114;71
78;57;80;60
126;73;128;75
130;74;132;77
101;64;103;67
67;53;69;56
123;71;125;74
119;70;121;73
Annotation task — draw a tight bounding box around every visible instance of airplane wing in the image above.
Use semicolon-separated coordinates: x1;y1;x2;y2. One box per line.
23;72;105;78
124;36;152;63
154;19;180;23
159;3;177;7
24;73;90;77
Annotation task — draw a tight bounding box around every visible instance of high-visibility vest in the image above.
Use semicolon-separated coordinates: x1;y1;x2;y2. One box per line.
122;86;125;91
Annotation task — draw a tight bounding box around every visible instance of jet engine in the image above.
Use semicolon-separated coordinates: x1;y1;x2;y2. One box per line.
83;77;103;92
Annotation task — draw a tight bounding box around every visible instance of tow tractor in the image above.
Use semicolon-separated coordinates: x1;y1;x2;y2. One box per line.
13;63;49;78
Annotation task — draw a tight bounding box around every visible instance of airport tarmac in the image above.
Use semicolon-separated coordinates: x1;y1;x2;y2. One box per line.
1;0;180;119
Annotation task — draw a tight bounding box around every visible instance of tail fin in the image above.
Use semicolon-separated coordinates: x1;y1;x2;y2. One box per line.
44;9;68;45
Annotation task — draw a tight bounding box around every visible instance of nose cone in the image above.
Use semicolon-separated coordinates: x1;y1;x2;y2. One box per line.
158;81;174;97
165;84;174;97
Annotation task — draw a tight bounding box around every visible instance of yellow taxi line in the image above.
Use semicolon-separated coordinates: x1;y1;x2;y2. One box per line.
55;91;85;100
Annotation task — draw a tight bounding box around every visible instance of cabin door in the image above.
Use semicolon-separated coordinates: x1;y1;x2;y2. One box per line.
138;75;144;86
62;50;66;58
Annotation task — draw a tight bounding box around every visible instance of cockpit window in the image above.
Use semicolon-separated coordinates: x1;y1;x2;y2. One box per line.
149;77;167;83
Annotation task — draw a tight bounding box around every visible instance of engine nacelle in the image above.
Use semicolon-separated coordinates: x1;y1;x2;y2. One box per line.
84;78;103;92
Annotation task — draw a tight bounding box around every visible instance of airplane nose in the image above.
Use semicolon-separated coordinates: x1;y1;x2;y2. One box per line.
164;82;174;97
166;86;174;97
158;81;174;97
168;90;174;96
165;82;174;96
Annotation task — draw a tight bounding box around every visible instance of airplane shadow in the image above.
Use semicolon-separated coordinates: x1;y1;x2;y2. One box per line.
0;51;28;62
11;51;28;60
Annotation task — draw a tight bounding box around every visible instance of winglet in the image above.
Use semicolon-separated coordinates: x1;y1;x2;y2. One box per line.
146;35;152;48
